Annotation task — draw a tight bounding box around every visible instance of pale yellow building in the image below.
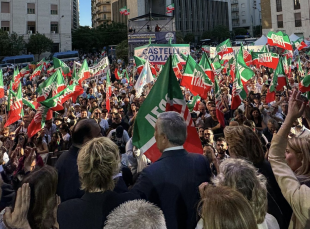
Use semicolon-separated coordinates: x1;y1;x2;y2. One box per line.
91;0;112;28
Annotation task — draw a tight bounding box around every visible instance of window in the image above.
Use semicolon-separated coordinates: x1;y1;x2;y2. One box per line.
241;3;245;7
51;22;58;33
294;0;300;10
1;2;10;13
1;21;9;31
51;4;58;15
277;14;283;28
242;19;246;24
27;3;35;14
27;21;36;33
295;12;302;27
242;11;245;16
276;0;282;12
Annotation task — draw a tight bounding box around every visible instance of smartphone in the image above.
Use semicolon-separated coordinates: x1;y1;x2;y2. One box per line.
191;113;198;119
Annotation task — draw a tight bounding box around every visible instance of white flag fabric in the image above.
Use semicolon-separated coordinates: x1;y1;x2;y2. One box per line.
134;61;154;97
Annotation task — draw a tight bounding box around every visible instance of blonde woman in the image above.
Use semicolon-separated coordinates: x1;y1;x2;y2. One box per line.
198;186;258;229
212;158;279;229
57;137;137;229
285;137;310;186
224;126;292;228
269;90;310;229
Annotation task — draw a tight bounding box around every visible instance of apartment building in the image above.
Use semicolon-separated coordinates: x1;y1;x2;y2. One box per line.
0;0;72;53
91;0;112;28
72;0;79;30
262;0;310;38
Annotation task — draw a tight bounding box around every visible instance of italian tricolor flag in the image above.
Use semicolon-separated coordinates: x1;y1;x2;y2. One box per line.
36;69;66;102
172;54;183;79
27;105;53;138
22;98;39;110
216;39;233;57
134;56;146;75
282;56;290;75
266;57;287;103
53;57;71;77
119;6;127;14
20;66;30;77
76;59;90;85
132;56;202;162
5;82;23;127
182;55;212;99
215;78;226;127
236;46;255;92
12;68;21;91
199;53;215;82
106;69;112;112
297;57;305;76
267;31;293;51
293;37;307;50
231;62;247;110
0;70;4;99
242;44;253;66
252;52;279;69
30;65;43;80
299;74;310;92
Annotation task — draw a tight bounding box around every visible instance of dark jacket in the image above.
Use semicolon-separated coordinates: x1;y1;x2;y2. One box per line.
57;191;138;229
131;149;211;229
55;146;128;202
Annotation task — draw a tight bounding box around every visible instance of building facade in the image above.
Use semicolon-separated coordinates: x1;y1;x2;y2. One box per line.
91;0;112;28
0;0;72;54
262;0;310;38
72;0;79;30
230;0;261;36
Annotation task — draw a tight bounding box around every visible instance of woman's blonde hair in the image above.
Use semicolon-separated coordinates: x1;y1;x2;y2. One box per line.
288;137;310;181
200;186;258;229
212;158;267;224
77;137;120;192
224;126;265;165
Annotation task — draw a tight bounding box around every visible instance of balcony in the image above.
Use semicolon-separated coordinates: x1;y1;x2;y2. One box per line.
96;0;110;6
231;8;239;12
232;23;240;27
232;15;239;19
97;16;111;21
231;0;238;4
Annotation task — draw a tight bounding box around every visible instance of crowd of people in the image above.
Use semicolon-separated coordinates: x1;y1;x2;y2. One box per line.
0;49;309;229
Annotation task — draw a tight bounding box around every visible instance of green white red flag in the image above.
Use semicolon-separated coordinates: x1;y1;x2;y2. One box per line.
182;55;212;99
134;56;146;75
36;58;47;67
293;37;307;50
299;74;310;92
236;47;255;92
47;66;55;75
297;57;305;76
132;56;203;162
211;54;223;73
7;82;12;112
106;68;112;112
114;68;121;80
229;58;236;81
172;54;183;79
166;3;175;11
266;57;287;103
214;78;226;127
231;63;247;110
4;82;23;127
119;6;127;14
36;69;66;102
22;98;39;110
252;52;279;69
124;9;130;15
53;57;71;77
267;31;293;51
180;53;188;62
261;45;269;52
283;49;293;59
12;68;21;91
199;53;215;82
30;65;43;80
242;44;253;66
20;65;30;77
216;39;233;57
282;56;290;75
27;105;53;138
0;70;4;98
76;59;90;85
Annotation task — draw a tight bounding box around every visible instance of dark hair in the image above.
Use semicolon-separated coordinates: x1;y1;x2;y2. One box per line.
249;107;263;124
21;166;58;229
72;119;100;147
217;137;226;143
13;133;28;150
60;123;69;133
81;106;88;112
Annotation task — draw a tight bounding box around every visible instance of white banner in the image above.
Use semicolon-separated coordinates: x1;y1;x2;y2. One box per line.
210;45;266;59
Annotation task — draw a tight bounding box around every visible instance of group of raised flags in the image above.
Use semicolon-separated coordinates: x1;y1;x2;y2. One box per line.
166;3;175;13
119;6;130;15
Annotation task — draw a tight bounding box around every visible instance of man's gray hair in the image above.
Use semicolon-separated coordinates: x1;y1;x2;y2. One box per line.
104;200;167;229
157;111;187;146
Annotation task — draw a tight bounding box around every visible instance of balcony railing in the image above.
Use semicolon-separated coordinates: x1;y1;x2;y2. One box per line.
232;16;239;19
232;23;240;27
231;0;238;4
231;8;239;12
97;16;111;21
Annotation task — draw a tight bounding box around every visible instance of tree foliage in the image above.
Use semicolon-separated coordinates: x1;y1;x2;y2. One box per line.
176;32;184;44
26;33;53;59
72;22;127;53
253;25;262;37
116;40;128;63
211;25;230;42
201;31;212;40
0;31;25;56
184;33;195;43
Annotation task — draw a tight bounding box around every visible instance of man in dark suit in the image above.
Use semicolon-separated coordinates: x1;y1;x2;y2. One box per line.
131;111;211;229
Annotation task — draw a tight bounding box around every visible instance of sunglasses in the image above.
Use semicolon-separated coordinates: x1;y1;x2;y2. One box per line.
113;118;119;121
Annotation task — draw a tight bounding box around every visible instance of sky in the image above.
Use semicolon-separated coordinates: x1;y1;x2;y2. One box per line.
79;0;92;27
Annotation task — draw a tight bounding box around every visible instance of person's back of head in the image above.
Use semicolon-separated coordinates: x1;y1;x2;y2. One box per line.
72;119;101;148
104;200;167;229
21;166;58;229
200;186;258;229
213;158;267;224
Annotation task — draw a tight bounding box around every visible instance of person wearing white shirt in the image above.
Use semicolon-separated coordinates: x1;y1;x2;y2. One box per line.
292;117;310;138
